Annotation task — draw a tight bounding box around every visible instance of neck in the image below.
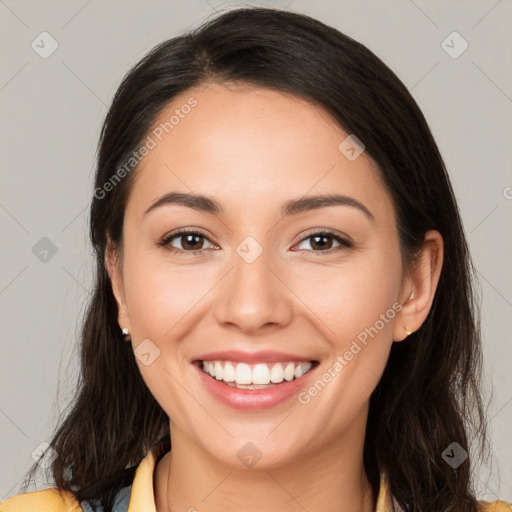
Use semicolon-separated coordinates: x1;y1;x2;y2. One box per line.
155;414;375;512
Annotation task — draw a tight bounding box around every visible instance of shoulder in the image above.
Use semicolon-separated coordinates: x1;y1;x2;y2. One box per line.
477;500;512;511
0;487;82;512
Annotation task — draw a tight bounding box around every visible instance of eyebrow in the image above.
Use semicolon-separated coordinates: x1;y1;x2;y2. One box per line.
143;192;375;222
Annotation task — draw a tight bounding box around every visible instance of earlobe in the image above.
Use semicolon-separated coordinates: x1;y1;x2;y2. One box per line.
393;230;444;342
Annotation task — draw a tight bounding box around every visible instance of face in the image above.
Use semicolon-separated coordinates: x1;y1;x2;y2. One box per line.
107;82;423;470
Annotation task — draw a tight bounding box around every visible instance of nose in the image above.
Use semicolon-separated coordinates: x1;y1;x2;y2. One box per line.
213;245;294;335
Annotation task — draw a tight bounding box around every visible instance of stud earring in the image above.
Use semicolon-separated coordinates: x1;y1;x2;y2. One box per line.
405;327;413;336
121;327;131;340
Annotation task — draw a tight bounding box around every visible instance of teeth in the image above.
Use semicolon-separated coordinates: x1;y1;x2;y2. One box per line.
200;360;313;385
284;362;295;381
223;362;235;382
270;363;283;383
253;363;271;385
235;363;252;385
214;361;223;380
295;364;306;378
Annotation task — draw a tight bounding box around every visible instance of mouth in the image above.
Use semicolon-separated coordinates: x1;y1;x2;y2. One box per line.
194;359;319;389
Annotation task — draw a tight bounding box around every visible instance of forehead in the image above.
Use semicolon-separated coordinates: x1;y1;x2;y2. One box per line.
126;82;394;225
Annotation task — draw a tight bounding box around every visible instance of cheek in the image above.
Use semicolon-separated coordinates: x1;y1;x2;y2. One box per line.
121;249;213;422
292;249;403;349
292;255;402;430
122;249;218;340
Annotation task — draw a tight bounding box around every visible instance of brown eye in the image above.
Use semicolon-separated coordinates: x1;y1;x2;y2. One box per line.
160;230;215;255
294;231;352;253
176;233;205;250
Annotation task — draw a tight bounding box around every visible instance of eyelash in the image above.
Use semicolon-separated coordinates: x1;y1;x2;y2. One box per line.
158;228;353;257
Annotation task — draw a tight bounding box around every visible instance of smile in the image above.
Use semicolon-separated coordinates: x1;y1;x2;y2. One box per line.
200;360;314;388
193;358;319;410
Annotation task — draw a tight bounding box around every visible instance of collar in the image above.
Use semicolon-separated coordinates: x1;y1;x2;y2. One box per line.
127;442;400;512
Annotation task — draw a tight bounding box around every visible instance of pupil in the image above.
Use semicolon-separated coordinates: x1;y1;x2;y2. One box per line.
312;235;331;250
184;234;201;250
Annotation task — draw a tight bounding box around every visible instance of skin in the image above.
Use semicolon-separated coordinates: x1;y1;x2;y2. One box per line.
106;82;443;512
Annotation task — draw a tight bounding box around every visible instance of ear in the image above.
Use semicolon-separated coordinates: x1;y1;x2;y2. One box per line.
393;230;444;341
105;235;131;333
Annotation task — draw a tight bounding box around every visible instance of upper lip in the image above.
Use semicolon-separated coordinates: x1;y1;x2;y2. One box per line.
194;350;316;363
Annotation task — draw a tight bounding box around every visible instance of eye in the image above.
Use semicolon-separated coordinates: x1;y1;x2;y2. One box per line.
158;228;352;256
293;230;353;254
159;229;216;256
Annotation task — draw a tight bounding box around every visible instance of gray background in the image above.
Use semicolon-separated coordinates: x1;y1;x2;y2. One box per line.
1;0;511;503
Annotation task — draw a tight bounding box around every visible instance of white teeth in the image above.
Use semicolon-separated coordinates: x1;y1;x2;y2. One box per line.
214;361;223;380
223;362;235;382
284;362;295;381
270;363;284;383
295;362;312;379
253;364;271;385
234;363;252;385
200;360;314;385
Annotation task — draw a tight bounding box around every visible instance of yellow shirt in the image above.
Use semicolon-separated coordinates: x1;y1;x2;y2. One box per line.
1;441;510;512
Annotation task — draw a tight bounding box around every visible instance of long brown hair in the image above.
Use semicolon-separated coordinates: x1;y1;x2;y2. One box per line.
21;7;489;511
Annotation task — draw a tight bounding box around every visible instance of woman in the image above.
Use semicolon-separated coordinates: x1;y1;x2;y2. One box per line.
2;6;510;512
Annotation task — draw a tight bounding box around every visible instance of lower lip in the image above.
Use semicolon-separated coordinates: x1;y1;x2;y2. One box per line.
194;362;318;411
